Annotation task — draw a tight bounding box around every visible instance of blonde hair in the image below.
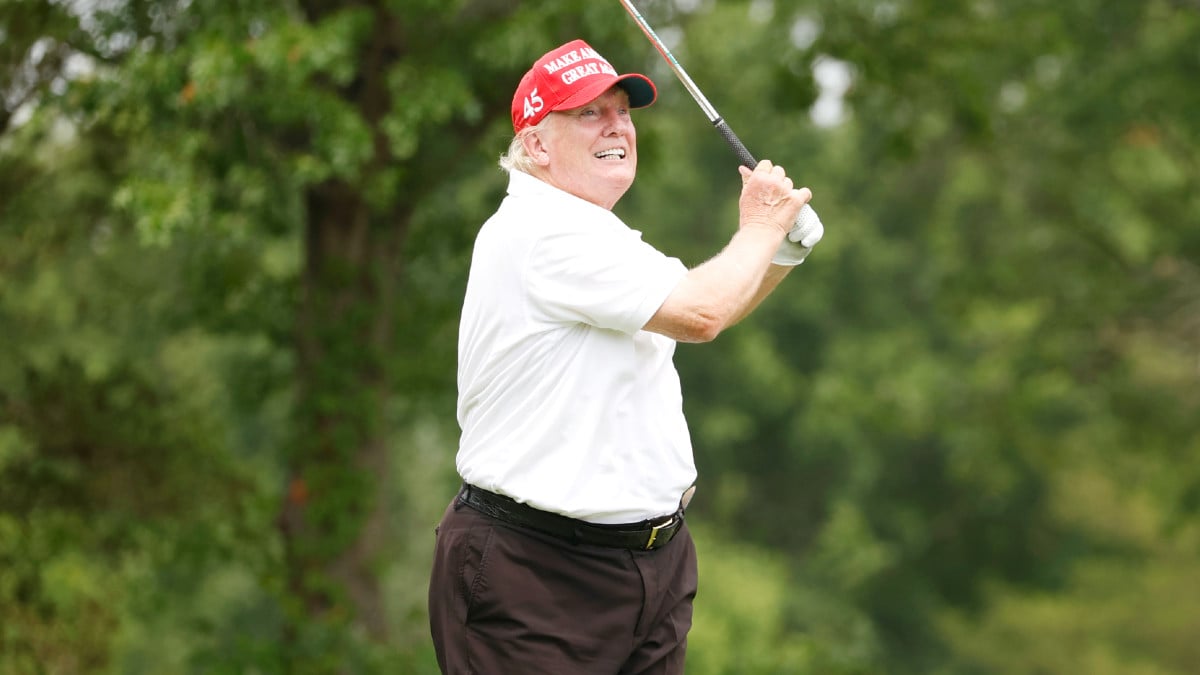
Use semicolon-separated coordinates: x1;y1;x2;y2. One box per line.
498;117;552;174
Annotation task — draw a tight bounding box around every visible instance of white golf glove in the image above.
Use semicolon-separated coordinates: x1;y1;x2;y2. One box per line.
771;205;824;266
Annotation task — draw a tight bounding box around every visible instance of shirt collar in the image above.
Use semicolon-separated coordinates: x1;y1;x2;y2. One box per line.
506;170;610;214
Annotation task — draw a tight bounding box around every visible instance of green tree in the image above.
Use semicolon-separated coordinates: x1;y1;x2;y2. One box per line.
3;0;1198;673
642;0;1199;671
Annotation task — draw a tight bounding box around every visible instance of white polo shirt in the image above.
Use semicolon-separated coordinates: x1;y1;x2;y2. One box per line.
456;170;695;524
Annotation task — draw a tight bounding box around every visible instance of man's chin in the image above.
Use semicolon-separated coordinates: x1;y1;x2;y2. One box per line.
601;166;636;189
599;174;636;206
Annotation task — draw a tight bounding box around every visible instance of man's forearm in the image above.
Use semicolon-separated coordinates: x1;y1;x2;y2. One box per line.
730;263;792;326
644;227;785;343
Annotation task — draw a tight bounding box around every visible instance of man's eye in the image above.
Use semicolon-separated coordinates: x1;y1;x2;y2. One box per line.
581;109;598;117
618;108;629;116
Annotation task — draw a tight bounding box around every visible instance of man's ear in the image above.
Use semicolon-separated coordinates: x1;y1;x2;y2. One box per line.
523;128;552;167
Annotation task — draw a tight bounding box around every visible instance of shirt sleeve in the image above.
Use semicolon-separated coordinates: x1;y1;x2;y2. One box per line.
526;218;688;335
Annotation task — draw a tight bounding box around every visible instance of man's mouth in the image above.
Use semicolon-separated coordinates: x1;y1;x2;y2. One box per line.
594;148;626;160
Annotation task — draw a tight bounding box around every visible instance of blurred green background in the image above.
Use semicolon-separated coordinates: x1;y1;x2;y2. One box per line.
2;0;1197;673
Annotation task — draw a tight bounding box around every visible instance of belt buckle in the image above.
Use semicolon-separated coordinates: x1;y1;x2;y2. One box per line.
644;517;674;550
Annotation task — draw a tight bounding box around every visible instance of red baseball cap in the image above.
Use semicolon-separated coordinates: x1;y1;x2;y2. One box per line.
511;39;657;133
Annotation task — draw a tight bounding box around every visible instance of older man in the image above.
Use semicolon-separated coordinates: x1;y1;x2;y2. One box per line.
428;38;817;675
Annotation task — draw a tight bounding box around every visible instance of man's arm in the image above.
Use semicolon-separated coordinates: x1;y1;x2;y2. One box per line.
643;161;810;343
731;263;794;326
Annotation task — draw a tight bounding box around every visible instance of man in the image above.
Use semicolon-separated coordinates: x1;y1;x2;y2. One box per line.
428;38;820;674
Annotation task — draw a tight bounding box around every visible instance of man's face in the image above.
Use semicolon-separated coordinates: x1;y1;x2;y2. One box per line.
533;87;637;210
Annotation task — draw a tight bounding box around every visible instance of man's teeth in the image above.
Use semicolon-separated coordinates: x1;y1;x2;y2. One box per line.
594;149;625;159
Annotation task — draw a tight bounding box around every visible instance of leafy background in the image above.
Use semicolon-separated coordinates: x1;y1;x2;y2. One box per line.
2;0;1197;673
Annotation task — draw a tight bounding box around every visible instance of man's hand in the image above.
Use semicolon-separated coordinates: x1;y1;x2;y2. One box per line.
771;239;815;266
772;214;825;266
737;160;812;236
644;160;815;342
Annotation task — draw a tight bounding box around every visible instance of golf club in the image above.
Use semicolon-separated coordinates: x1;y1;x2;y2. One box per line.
618;0;824;246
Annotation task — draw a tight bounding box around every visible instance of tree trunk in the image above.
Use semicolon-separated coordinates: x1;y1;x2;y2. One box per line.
280;178;402;648
275;2;409;653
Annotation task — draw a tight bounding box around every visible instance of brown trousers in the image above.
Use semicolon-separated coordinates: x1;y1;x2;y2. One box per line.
428;496;698;674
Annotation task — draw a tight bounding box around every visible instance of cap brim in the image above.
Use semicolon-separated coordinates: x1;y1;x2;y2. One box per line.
551;73;658;113
616;74;656;109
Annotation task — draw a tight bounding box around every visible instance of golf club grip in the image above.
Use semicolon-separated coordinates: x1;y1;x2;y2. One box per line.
714;119;824;245
714;119;757;169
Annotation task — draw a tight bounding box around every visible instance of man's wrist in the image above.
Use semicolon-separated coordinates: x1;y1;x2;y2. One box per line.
738;218;790;238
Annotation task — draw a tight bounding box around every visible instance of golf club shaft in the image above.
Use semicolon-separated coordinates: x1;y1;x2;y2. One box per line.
618;0;823;241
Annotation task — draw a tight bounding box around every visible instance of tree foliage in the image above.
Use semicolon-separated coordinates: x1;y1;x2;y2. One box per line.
2;0;1197;672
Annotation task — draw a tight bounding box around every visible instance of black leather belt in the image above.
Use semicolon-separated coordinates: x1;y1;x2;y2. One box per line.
458;484;684;551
